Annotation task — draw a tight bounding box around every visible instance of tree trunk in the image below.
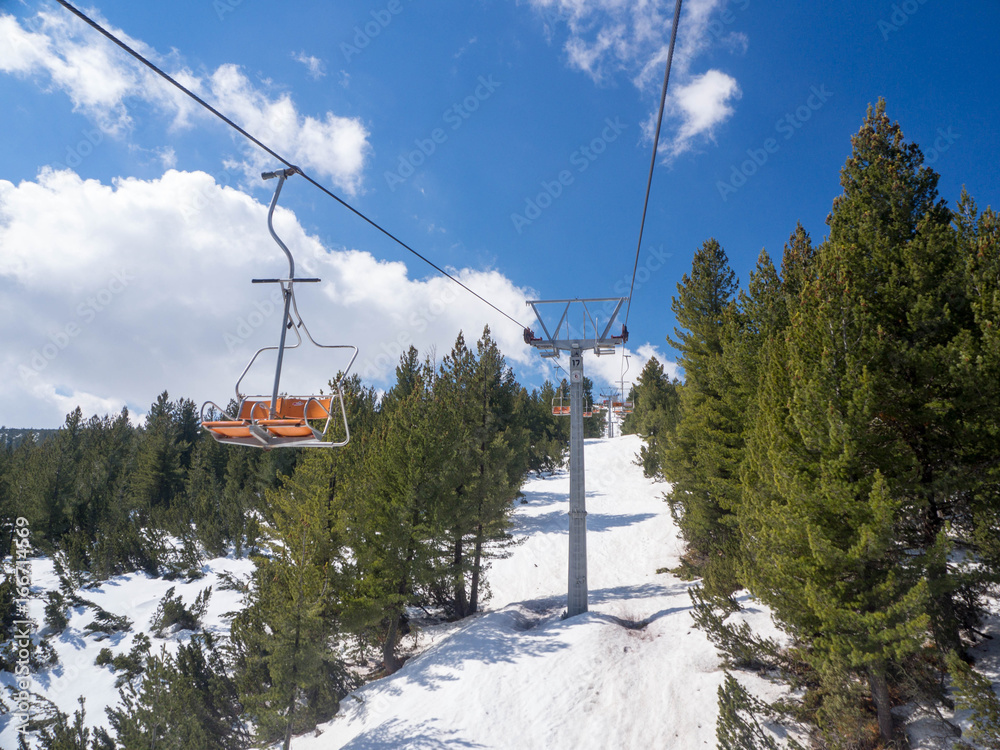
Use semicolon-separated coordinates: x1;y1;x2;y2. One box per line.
453;535;468;618
869;667;893;743
283;533;307;750
469;523;484;613
382;610;402;675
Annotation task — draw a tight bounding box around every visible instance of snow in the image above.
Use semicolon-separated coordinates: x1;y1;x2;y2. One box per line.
6;434;990;748
296;436;789;749
0;552;255;748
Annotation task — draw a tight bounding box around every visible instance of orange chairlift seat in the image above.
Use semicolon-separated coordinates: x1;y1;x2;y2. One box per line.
551;393;571;416
611;400;634;417
200;168;358;450
551;393;593;418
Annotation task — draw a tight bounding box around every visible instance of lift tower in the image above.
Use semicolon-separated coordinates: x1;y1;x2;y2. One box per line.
524;298;627;617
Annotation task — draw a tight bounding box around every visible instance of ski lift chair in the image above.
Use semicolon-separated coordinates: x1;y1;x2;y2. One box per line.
201;168;358;450
551;393;572;416
551;394;594;418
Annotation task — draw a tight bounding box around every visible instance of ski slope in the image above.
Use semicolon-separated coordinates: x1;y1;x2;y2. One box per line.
299;436;789;749
6;435;981;748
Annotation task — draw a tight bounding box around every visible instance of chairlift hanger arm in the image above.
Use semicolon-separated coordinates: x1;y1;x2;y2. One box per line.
264;169;297;281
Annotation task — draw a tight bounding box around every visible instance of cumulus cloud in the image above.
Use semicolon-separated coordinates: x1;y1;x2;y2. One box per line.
666;69;741;157
584;344;680;395
0;10;190;135
208;64;369;190
0;10;368;192
0;168;669;427
0;169;536;427
527;0;744;159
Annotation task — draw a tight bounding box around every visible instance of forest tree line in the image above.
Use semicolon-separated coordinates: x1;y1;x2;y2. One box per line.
625;100;1000;748
0;327;585;748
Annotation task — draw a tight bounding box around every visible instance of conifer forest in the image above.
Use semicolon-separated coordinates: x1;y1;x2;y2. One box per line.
3;101;1000;749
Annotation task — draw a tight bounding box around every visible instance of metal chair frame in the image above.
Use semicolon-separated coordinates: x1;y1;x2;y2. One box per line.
201;168;357;450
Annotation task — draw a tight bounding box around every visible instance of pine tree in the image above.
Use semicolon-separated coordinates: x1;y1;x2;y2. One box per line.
41;407;85;544
130;392;189;529
663;238;742;594
339;362;442;674
432;335;478;618
716;674;793;750
953;193;1000;597
621;357;680;478
466;328;528;612
947;652;1000;749
740;101;966;744
184;435;230;557
523;381;565;473
582;376;601;439
108;638;248;750
247;451;352;748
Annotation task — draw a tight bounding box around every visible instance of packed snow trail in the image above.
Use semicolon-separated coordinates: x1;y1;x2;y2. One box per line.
299;436;783;749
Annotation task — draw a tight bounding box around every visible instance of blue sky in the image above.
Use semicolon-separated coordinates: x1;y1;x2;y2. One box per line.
1;0;998;428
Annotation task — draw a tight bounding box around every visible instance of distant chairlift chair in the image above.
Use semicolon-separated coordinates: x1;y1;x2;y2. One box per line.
200;168;358;450
552;393;593;418
552;393;571;416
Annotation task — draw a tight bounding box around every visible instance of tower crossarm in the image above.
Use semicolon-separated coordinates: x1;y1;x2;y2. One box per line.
523;298;628;356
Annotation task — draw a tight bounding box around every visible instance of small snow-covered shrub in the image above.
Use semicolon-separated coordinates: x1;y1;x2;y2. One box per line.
150;586;211;635
82;607;132;639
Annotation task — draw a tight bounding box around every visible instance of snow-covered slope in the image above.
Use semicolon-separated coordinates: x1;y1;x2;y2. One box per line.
9;435;978;748
0;553;254;748
299;436;786;749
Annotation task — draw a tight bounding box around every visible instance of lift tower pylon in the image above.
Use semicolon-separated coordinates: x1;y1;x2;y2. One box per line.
524;298;628;617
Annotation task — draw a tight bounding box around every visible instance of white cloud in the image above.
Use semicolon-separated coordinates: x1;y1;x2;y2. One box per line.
584;344;680;395
0;169;536;427
0;10;184;135
208;64;369;191
0;168;667;427
526;0;744;159
667;69;741;157
0;11;368;192
293;51;327;80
